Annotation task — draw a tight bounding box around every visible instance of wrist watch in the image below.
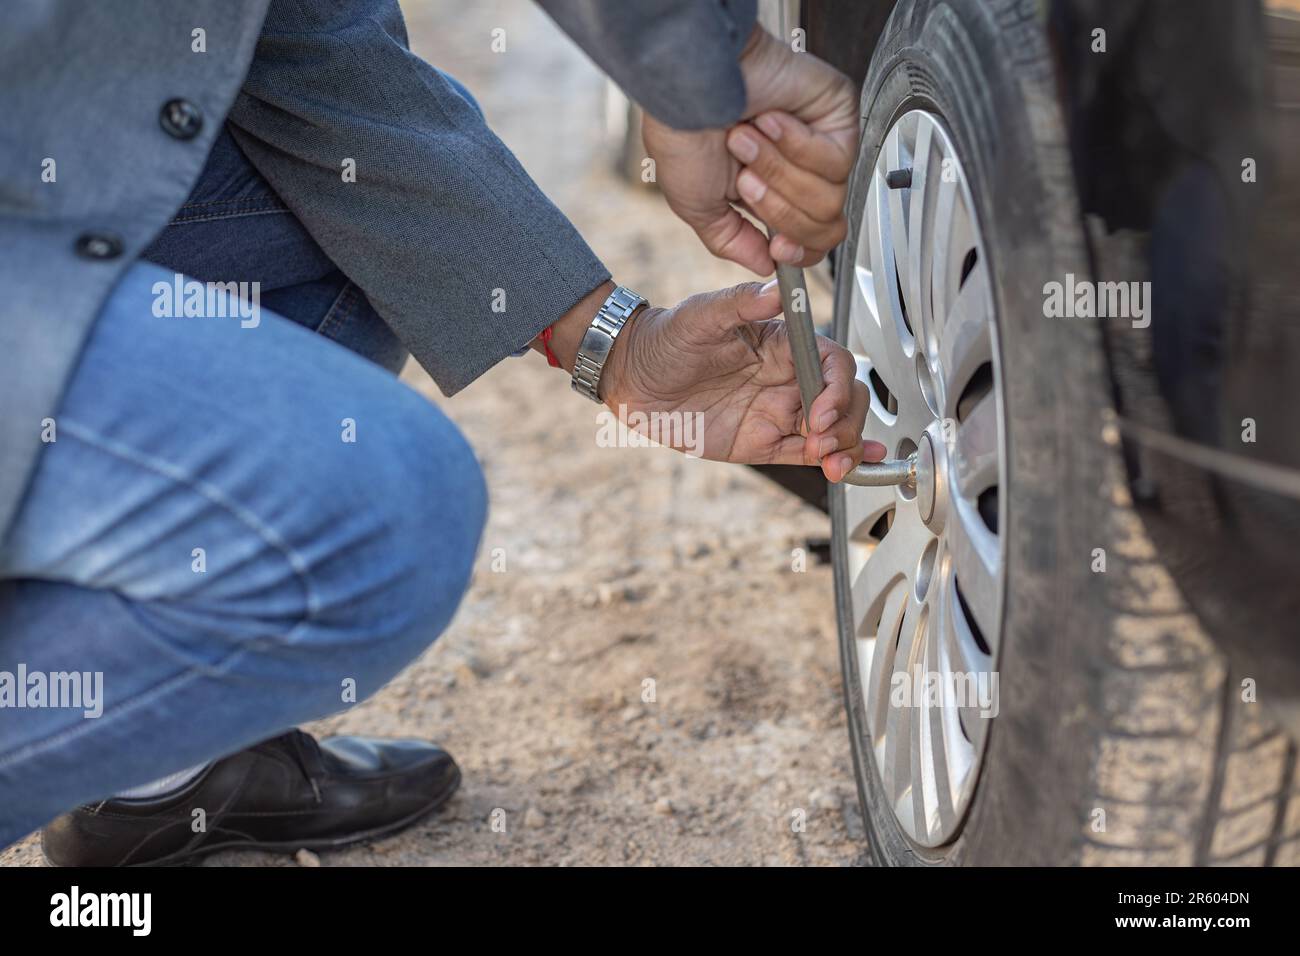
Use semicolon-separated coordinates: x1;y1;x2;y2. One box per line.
571;285;646;403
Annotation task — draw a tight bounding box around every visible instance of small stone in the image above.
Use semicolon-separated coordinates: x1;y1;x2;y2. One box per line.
454;662;480;684
524;806;547;829
620;585;651;603
653;797;674;816
810;789;841;811
620;705;644;724
295;848;321;868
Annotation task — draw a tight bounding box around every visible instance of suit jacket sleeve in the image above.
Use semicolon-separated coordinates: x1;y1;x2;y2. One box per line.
538;0;757;129
225;0;610;395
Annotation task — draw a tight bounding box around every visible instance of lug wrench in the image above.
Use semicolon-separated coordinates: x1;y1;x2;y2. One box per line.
774;262;916;488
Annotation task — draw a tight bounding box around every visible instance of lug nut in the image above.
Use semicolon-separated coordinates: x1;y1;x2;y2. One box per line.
885;168;912;189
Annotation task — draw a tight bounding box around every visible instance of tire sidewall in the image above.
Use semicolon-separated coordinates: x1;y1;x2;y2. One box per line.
832;0;1115;866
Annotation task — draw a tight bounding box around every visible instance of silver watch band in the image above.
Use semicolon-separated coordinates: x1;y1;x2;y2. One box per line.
571;285;646;403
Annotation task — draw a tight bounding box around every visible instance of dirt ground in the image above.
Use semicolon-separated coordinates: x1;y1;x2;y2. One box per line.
2;0;867;867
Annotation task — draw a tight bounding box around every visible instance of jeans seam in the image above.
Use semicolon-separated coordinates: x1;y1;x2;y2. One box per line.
167;208;292;226
315;282;357;342
178;197;286;211
53;418;323;630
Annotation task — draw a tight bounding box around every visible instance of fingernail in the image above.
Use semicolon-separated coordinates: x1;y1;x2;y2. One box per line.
759;278;779;294
818;409;837;431
819;435;837;457
836;454;853;476
776;240;804;263
728;129;759;163
755;113;782;141
737;169;767;203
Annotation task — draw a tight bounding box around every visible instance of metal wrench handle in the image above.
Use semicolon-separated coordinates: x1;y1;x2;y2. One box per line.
773;263;916;489
775;262;825;430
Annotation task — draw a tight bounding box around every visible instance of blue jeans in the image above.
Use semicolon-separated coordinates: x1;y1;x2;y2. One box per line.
0;125;488;846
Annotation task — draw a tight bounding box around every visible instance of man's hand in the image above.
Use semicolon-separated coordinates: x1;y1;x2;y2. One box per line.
601;281;882;482
641;25;859;274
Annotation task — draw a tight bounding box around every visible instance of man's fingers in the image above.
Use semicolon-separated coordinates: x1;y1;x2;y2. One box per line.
753;110;856;183
823;439;888;483
727;110;856;265
776;238;836;269
726;123;845;223
803;343;876;482
806;340;857;434
735;169;846;263
691;205;775;276
803;379;867;464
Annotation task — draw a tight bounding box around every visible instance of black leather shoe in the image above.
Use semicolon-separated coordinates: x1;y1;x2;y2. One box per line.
41;730;460;866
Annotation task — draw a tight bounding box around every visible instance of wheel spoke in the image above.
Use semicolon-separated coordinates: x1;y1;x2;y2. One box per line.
842;477;895;541
919;603;959;841
953;389;999;497
937;565;984;681
849;260;889;370
905;117;935;350
861;160;925;416
884;127;923;337
928;174;959;328
947;495;1001;647
857;357;929;461
942;190;978;318
848;506;922;635
935;571;985;782
938;256;992;418
861;582;908;738
908;666;930;840
882;593;923;813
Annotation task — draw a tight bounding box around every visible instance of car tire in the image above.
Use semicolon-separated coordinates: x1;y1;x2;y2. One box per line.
831;0;1298;865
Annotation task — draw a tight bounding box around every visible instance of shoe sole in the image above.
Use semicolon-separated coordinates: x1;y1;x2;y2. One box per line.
139;765;462;867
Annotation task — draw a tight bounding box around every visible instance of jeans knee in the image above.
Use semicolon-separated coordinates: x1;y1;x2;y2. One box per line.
340;393;487;691
396;392;487;585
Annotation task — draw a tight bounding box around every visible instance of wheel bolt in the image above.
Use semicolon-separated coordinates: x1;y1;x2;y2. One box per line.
886;168;912;189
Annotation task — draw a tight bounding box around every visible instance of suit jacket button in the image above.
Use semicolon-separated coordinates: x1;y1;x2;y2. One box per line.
160;98;204;139
74;233;124;260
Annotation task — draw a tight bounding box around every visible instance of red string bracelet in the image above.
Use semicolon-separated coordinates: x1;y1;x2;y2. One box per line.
539;325;561;368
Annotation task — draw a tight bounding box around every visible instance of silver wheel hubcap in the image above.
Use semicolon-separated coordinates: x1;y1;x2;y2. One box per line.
841;110;1006;847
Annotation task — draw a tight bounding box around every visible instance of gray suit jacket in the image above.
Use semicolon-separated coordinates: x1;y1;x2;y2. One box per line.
0;0;756;538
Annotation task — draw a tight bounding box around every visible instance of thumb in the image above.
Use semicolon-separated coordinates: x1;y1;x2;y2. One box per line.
730;278;784;325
